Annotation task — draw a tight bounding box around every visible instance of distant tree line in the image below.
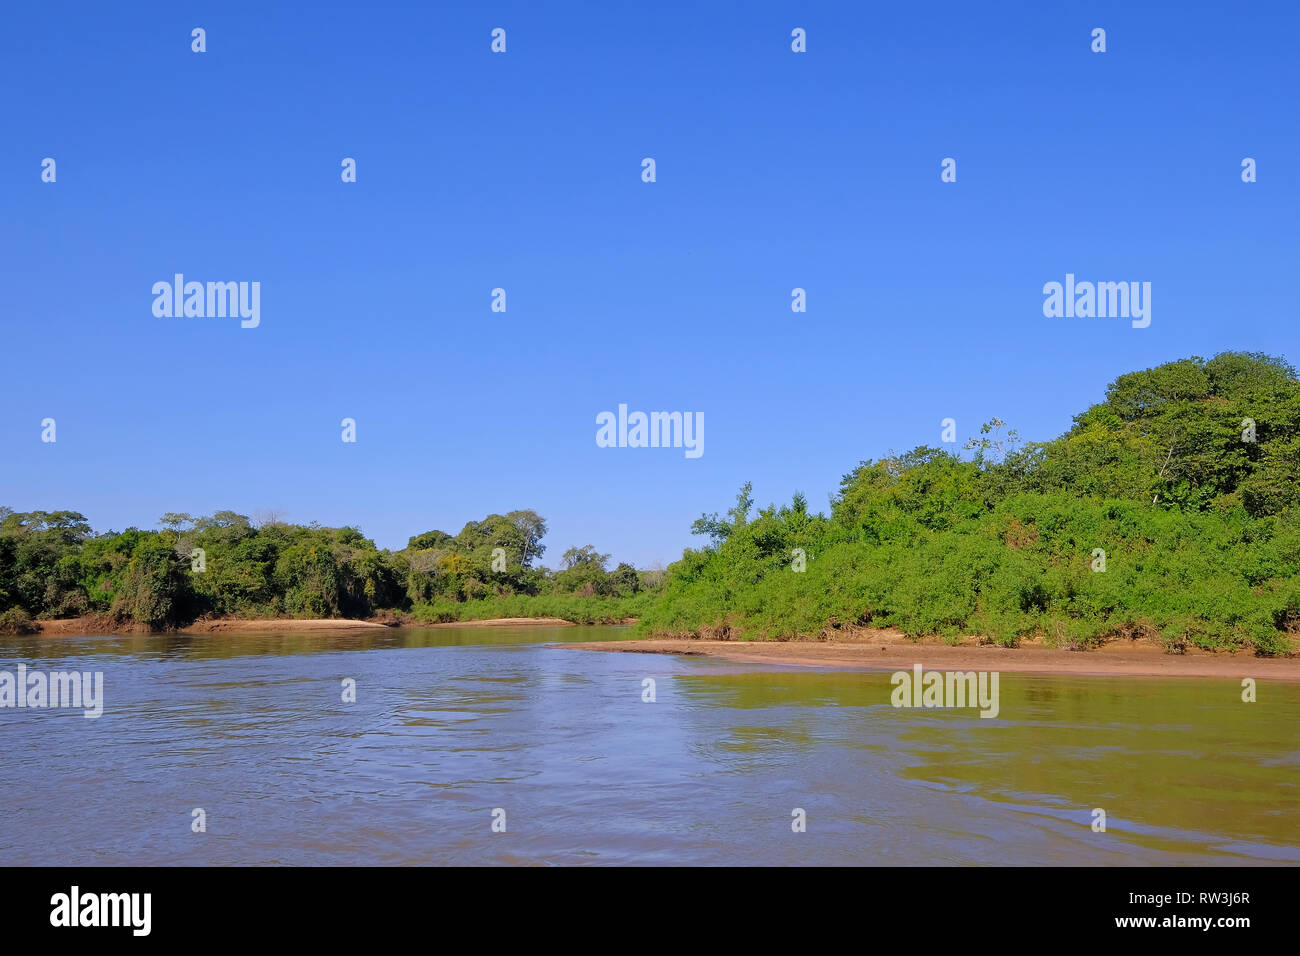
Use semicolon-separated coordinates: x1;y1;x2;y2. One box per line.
0;505;654;632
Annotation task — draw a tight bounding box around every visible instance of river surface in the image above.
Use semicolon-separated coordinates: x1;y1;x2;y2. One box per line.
1;625;1296;865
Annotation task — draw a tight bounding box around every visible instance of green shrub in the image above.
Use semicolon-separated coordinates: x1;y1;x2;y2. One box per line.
0;608;38;635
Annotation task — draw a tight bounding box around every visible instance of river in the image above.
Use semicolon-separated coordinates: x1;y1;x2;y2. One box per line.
1;625;1296;865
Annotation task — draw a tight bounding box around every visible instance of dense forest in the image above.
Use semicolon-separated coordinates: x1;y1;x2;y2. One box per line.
3;352;1297;654
0;506;655;633
642;352;1300;655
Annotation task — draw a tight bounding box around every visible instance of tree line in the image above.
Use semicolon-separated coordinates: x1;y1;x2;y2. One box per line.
641;352;1300;655
5;351;1298;654
0;506;655;632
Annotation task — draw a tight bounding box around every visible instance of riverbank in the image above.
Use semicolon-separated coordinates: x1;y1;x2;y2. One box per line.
558;629;1300;680
423;616;577;628
28;613;599;636
30;615;394;636
181;618;391;633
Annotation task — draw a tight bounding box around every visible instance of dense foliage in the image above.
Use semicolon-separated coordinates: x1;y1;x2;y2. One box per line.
0;506;652;632
6;353;1297;653
641;352;1300;655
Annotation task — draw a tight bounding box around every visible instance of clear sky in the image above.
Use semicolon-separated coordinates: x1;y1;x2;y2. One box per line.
2;1;1297;568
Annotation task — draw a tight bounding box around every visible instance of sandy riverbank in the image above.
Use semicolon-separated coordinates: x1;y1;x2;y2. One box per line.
28;615;393;636
556;629;1300;681
180;618;391;634
27;614;587;636
423;617;577;628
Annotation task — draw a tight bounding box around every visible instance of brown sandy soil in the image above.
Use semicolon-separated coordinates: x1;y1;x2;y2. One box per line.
29;614;593;636
30;615;391;636
424;617;577;628
180;618;391;633
33;615;148;636
556;628;1300;681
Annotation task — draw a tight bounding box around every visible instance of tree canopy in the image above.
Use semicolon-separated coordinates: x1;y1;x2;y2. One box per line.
642;352;1300;655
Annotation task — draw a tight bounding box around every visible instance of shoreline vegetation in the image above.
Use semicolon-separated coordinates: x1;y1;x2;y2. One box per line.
3;353;1299;666
28;612;606;636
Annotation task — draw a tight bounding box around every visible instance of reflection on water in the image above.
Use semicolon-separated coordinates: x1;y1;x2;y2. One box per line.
0;626;1295;865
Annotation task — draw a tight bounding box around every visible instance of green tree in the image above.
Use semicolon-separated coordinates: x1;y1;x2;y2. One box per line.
691;481;754;545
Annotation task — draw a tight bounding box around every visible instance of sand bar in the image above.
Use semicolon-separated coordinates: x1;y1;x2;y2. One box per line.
556;634;1300;681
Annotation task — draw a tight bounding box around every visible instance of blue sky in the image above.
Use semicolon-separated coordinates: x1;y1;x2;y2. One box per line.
2;1;1297;567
